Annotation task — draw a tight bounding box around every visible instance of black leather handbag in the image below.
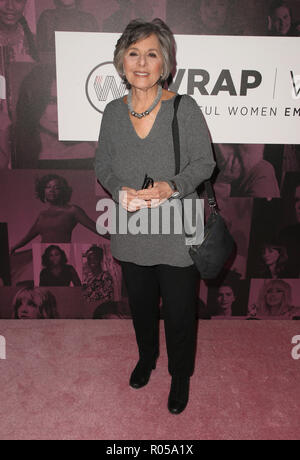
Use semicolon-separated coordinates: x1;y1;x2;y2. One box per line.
172;95;235;279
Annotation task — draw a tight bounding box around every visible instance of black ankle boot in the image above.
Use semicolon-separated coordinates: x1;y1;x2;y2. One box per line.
129;360;156;389
168;376;190;414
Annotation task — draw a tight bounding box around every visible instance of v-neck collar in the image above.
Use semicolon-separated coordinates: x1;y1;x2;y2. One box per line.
122;96;176;141
126;101;163;141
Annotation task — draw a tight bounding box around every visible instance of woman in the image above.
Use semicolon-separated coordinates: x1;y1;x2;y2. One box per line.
268;0;300;36
10;174;107;254
95;19;216;414
36;0;98;52
10;63;95;169
39;244;81;287
82;245;114;303
0;0;38;61
249;279;299;319
0;0;38;170
207;276;249;318
13;286;59;319
253;240;292;279
211;283;238;317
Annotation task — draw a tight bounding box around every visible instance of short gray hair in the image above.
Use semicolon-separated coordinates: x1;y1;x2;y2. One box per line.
114;18;176;86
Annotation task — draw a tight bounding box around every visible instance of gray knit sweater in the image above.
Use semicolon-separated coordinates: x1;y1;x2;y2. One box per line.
95;94;216;267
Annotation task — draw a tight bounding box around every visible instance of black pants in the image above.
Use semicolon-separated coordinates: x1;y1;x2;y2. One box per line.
120;261;200;377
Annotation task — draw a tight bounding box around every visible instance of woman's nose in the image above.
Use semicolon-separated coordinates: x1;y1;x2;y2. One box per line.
5;0;15;11
138;54;146;66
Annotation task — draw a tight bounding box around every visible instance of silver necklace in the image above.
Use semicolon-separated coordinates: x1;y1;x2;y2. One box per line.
127;85;162;119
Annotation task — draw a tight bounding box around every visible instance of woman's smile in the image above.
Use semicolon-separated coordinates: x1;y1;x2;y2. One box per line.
134;72;150;77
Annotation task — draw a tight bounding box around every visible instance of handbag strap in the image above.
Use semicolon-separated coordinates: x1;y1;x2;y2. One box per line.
172;95;217;211
172;95;182;177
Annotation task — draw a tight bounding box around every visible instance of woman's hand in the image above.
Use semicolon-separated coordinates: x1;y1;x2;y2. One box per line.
120;182;173;212
120;186;147;212
136;181;173;208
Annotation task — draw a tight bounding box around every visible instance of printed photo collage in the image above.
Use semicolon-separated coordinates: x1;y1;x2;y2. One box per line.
0;0;300;319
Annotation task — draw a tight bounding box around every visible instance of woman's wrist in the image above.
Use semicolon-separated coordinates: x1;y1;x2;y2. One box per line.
167;180;180;199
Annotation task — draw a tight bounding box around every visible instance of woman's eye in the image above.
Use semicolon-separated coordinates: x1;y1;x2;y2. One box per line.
149;53;157;58
129;52;138;57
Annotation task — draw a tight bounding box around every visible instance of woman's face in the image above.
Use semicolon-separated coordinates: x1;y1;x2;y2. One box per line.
199;0;228;32
262;247;280;266
87;253;101;271
0;0;26;28
123;33;164;91
44;179;62;203
272;6;291;36
39;81;58;135
265;285;284;308
295;185;300;223
17;298;39;319
48;248;62;267
217;286;236;310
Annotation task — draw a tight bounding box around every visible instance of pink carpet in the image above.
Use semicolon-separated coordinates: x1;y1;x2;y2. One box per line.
0;320;299;440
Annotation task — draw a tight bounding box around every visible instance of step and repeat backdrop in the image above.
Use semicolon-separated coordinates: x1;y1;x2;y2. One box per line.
0;0;300;320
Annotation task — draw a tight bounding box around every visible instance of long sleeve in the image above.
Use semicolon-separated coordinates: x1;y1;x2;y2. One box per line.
95;104;126;203
167;96;216;198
